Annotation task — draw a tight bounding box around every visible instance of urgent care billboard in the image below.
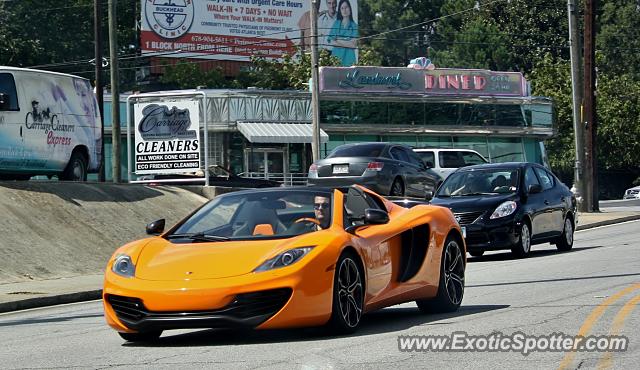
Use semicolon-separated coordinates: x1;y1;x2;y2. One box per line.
140;0;359;63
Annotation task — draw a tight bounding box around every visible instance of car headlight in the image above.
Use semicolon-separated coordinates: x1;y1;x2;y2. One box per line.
112;254;135;278
490;201;517;219
254;247;314;272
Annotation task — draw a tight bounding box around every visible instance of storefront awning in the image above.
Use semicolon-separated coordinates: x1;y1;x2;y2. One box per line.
237;122;329;144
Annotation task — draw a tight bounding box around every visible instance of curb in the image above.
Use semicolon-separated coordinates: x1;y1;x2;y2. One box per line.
0;290;102;314
576;215;640;231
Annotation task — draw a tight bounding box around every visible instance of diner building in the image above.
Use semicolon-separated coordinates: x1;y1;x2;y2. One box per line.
107;66;555;184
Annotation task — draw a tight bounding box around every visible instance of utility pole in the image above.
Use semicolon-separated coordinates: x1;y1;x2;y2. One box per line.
310;0;321;162
108;0;121;183
583;0;598;211
95;0;105;182
567;0;586;210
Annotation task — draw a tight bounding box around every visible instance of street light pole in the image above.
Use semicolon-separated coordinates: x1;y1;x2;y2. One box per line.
108;0;121;183
310;0;321;162
567;0;586;210
94;0;105;182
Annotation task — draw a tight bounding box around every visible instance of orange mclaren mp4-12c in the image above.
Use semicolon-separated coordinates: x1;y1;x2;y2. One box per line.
103;185;466;342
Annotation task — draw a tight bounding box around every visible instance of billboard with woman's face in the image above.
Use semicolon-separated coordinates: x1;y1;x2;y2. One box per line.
140;0;358;65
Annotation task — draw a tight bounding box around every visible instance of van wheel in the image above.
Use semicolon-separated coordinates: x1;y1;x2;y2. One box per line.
61;151;87;181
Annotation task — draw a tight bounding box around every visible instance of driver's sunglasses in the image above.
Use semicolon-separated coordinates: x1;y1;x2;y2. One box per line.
314;203;330;210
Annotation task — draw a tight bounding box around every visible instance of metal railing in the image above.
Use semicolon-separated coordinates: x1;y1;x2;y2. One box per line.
239;172;308;187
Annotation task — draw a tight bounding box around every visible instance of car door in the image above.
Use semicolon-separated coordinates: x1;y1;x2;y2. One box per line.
406;148;439;194
534;166;565;235
389;146;420;197
523;165;548;237
343;188;392;296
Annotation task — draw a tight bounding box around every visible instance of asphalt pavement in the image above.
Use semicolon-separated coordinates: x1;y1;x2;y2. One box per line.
1;201;639;314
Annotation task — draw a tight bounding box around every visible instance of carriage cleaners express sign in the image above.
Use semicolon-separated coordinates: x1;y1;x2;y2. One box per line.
319;67;527;97
133;100;201;175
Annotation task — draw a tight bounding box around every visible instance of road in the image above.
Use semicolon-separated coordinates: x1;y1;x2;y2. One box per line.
1;221;639;370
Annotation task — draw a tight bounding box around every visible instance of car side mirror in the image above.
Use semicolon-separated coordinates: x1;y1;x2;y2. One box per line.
146;219;165;235
528;184;542;194
425;161;434;169
425;190;434;201
345;208;389;234
364;208;389;224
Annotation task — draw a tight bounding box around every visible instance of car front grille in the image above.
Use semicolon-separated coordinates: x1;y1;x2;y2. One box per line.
106;288;292;330
453;211;485;225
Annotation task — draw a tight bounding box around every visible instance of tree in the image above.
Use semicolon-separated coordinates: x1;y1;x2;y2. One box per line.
528;54;574;177
159;60;227;90
234;49;341;90
359;0;445;66
597;1;640;78
431;17;514;70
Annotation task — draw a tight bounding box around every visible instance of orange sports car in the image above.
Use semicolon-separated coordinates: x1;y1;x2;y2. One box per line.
103;185;466;342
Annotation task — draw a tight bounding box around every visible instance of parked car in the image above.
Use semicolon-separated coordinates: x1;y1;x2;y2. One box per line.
139;165;282;188
307;142;442;198
430;162;577;258
103;185;466;341
623;185;640;199
413;148;488;180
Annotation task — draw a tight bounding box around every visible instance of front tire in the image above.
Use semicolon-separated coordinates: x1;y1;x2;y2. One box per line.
511;222;531;258
118;331;162;342
417;236;465;313
61;151;88;181
328;252;364;334
555;216;574;251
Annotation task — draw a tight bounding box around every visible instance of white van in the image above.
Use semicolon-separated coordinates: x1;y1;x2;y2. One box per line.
413;148;488;180
0;67;101;180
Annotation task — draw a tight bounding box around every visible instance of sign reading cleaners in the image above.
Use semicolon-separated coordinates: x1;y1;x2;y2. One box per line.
134;100;201;175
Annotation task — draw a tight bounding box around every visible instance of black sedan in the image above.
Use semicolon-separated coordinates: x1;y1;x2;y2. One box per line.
430;162;577;257
139;165;282;188
307;142;442;198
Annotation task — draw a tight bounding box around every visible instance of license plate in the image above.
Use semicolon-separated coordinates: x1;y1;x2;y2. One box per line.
333;164;349;174
461;226;467;238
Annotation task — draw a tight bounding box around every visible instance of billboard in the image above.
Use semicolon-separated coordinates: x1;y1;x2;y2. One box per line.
140;0;358;65
133;100;201;175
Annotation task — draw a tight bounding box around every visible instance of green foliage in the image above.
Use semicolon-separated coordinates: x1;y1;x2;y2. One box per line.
233;49;341;90
432;17;514;70
597;1;640;77
595;72;640;170
159;61;227;89
528;54;574;175
359;0;445;66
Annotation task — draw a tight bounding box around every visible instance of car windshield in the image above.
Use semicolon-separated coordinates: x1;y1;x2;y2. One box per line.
327;144;384;158
167;189;333;242
437;168;520;196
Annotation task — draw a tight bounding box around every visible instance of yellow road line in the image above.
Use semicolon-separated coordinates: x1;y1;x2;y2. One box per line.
596;293;640;370
558;283;640;370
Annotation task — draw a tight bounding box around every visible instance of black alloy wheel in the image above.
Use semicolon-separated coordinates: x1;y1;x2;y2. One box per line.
329;253;364;334
417;236;465;313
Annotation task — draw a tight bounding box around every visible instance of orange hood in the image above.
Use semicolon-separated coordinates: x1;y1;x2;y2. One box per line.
135;237;295;281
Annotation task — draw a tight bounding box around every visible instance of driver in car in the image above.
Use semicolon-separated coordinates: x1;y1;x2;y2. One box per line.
289;195;332;233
